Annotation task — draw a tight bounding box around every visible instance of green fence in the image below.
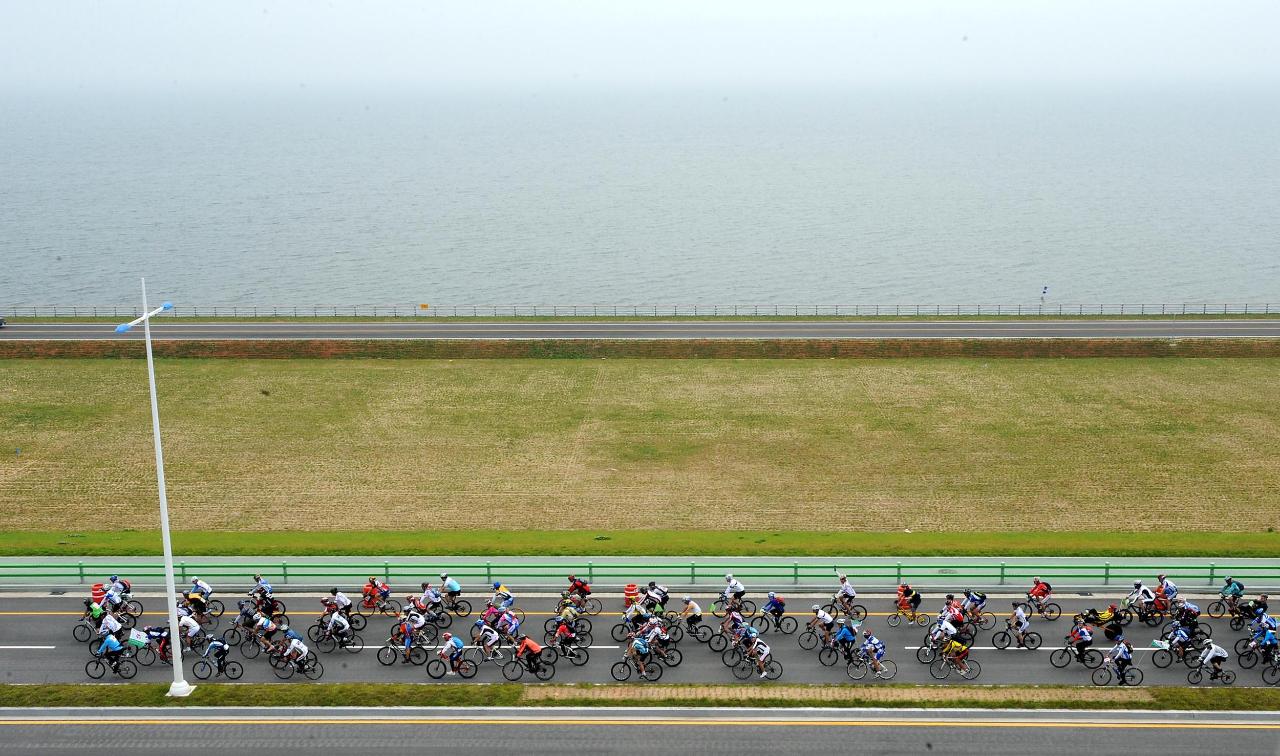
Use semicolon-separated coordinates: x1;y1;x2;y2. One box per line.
1;561;1276;589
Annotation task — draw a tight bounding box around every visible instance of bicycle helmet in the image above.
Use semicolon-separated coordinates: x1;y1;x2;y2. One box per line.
440;572;449;579
421;582;430;589
836;618;846;625
682;596;691;604
648;581;657;588
279;624;289;632
492;581;501;589
1032;577;1041;584
1012;602;1019;608
191;577;199;583
1157;573;1166;580
442;632;452;640
725;573;733;581
838;573;847;580
1224;576;1233;582
560;591;569;598
768;591;776;599
518;634;528;642
474;619;485;627
254;573;262;581
567;574;576;581
1133;580;1142;587
330;587;340;595
83;599;91;606
945;594;954;601
109;575;119;582
863;629;872;638
811;604;820;611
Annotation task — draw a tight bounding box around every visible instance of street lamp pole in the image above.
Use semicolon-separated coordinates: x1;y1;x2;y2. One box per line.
116;278;192;696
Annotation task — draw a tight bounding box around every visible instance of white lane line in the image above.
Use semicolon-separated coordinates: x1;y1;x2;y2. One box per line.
903;646;1160;652
0;645;56;650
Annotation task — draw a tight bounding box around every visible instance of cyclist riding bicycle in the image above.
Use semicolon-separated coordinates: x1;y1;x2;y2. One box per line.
834;574;858;614
1027;577;1053;609
439;631;466;674
897;584;923;613
95;631;126;671
941;637;970;672
329;587;353;616
1127;581;1156;614
642;581;669;612
515;633;544;674
680;597;703;630
284;636;310;670
439;573;463;604
567;574;591;597
1198;642;1229;679
552;618;583;658
746;635;772;679
1220;576;1245;613
251;574;273;599
190;577;213;600
98;609;123;639
723;574;746;607
762;592;786;621
203;636;231;676
1107;637;1134;683
962;589;988;621
1068;620;1094;662
627;632;651;679
325;609;354;646
491;582;515;610
832;618;858;659
1157;573;1178;602
810;605;836;645
81;598;106;627
474;619;502;660
1009;603;1031;647
861;629;887;675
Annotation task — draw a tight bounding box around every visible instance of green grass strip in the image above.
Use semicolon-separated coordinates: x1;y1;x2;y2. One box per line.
4;530;1279;558
12;313;1280;323
0;684;1274;711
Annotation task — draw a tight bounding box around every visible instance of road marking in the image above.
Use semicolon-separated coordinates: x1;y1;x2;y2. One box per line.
0;645;56;650
904;646;1160;652
0;717;1276;730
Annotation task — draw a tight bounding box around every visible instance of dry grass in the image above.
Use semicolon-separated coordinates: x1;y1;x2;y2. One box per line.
2;358;1279;532
524;684;1152;704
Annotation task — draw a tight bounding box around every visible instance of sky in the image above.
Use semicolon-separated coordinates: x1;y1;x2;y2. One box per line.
0;1;1277;91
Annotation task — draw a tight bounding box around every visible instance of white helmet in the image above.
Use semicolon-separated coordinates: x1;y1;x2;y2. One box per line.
725;573;733;581
838;573;847;580
440;572;448;579
811;604;821;611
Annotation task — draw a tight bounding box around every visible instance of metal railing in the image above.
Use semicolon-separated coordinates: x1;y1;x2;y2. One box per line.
4;303;1278;319
2;560;1275;590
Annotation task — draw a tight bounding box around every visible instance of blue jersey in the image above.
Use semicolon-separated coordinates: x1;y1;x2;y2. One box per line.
763;598;785;613
445;636;465;655
443;578;461;593
833;626;857;644
99;635;123;654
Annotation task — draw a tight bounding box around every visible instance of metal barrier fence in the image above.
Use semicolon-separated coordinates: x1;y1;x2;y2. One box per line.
5;303;1278;318
2;560;1276;590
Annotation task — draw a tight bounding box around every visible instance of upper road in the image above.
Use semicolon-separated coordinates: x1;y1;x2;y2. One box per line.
3;319;1280;341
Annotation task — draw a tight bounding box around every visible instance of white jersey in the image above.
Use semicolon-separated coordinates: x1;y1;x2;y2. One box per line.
815;610;834;625
99;613;122;635
838;582;857;598
725;579;745;595
288;638;309;656
684;601;702;616
332;592;352;609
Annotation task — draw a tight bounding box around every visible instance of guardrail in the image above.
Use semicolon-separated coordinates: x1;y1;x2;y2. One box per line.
2;560;1275;590
4;303;1278;318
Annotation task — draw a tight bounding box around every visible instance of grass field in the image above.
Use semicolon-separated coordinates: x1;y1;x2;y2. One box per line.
2;357;1278;534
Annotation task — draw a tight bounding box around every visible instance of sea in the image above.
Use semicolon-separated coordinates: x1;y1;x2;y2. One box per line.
2;86;1277;307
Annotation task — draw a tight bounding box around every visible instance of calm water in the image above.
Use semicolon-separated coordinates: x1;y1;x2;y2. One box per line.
2;87;1278;306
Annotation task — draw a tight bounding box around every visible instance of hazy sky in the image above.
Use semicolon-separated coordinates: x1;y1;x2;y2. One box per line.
2;1;1277;90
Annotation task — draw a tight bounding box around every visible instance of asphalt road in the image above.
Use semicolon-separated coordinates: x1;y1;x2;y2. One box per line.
4;319;1280;340
2;595;1270;688
3;708;1279;754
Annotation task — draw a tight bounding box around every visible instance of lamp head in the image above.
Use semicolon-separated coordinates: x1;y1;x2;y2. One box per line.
161;302;173;310
114;324;132;333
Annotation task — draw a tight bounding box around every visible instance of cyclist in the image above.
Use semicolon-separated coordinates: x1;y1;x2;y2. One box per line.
279;623;304;646
762;592;786;623
810;604;836;646
101;581;125;613
832;618;858;659
861;629;887;676
723;574;746;608
1127;581;1155;615
1027;577;1053;611
95;629;126;672
929;615;958;648
329;587;353;617
567;574;591;597
626;632;651;679
284;635;310;671
642;581;669;612
1221;576;1245;614
962;589;988;623
556;595;583;628
834;574;858;615
250;611;278;651
416;583;443;615
938;595;964;627
325;608;354;646
552;618;583;659
1197;641;1229;680
202;636;231;676
514;633;544;674
940;636;970;674
746;634;772;679
98;609;123;641
190;577;213;601
1241;595;1270;621
81;598;106;629
1174;597;1201;633
491;582;515;610
496;607;520;640
1252;625;1279;665
1157;573;1179;602
106;575;129;596
680;597;703;631
178;612;204;650
1166;622;1193;662
1107;636;1134;683
1068;619;1093;663
897;584;923;614
1009;602;1031;648
142;625;171;662
440;573;463;605
439;631;466;675
251;573;273;600
474;619;502;660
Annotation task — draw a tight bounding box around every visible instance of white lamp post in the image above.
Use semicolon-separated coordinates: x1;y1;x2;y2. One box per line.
115;278;193;697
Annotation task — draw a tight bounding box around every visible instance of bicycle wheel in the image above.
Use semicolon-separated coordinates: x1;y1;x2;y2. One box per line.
303;660;324;680
1187;668;1204;685
797;631;819;650
818;647;839;667
846;659;869;680
540;647;559;666
778;616;798;634
1042;603;1062;621
1220;669;1236;685
89;639;104;656
848;604;867;622
582;597;602;615
977;613;995;631
113;659;136;679
73;624;92;643
1239;650;1259;669
1206;600;1226;619
739;600;757;617
135;645;156;666
534;663;555;681
645;661;663;681
347;613;367;632
692;624;712;643
708;633;728;652
456;659;478;679
886;612;902;628
1123;666;1143;686
376;645;397;666
1152;649;1172;668
662;648;683;667
381;599;402;617
1091;667;1113;686
342;635;365;653
578;630;594;647
222;627;244;646
273;662;295;680
722;647;743;667
1263;666;1280;686
928;658;951;679
731;659;754;680
119;614;136;630
875;659;898;680
611;623;629;642
208;599;225;617
316;636;337;654
568;647;590;667
992;631;1011;650
194;659;216;679
241;640;261;659
959;659;981;680
84;659;107;679
749;615;771;634
1230;616;1245;632
501;660;524;681
765;659;782;680
610;661;632;681
916;645;936;664
667;624;683;644
1025;632;1043;650
1049;648;1072;668
425;658;448;679
914;613;931;627
1082;649;1103;669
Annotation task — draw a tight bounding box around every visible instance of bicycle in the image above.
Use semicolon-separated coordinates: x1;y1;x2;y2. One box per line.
732;654;783;680
1014;596;1062;622
85;656;137;680
1187;663;1236;686
821;595;867;622
845;648;898;681
1091;657;1142;686
1049;641;1103;669
610;652;662;682
711;596;757;619
192;658;244;680
928;654;981;681
885;605;930;628
443;594;473;617
273;654;324;680
749;611;798;635
315;629;365;654
500;654;555;681
991;621;1042;650
1150;639;1204;669
426;655;480;679
376;640;428;666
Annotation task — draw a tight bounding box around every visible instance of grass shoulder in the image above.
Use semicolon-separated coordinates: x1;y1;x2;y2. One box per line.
9;312;1280;323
